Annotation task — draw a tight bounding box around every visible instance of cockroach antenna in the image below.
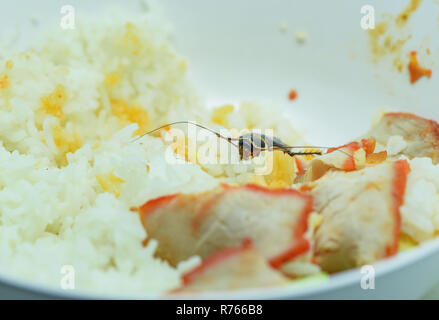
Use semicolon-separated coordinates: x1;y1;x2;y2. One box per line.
130;121;239;147
131;121;352;160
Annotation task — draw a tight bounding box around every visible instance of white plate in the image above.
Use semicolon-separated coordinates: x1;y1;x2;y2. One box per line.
1;0;439;299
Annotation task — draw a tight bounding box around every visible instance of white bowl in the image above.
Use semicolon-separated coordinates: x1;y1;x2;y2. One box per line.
1;0;438;299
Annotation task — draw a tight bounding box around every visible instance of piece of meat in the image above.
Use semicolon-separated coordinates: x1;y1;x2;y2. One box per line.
173;239;288;293
295;138;378;184
310;160;410;273
136;184;313;269
366;112;439;163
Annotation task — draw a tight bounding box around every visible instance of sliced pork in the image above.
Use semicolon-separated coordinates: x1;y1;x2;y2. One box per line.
366;112;439;163
310;160;410;273
136;184;313;269
174;240;288;293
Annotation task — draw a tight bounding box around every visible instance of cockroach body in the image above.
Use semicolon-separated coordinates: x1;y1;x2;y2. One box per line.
238;133;322;160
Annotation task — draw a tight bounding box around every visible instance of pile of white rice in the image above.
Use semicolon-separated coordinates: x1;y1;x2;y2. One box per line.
0;6;302;296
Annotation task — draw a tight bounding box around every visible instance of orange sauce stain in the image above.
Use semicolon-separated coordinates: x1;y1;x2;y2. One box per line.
408;51;432;84
288;89;298;101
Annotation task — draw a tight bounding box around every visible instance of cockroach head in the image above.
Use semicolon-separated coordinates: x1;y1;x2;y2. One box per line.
238;133;267;160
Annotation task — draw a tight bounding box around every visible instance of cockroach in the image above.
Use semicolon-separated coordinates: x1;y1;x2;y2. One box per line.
131;121;347;160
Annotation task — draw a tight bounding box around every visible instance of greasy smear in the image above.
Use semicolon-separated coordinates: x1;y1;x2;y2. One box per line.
396;0;423;28
408;51;432;83
368;1;423;69
368;21;409;66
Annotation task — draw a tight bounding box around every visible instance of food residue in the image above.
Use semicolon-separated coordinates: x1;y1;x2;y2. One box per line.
368;0;423;70
295;30;308;44
396;0;423;28
279;22;288;33
408;51;432;83
288;89;298;101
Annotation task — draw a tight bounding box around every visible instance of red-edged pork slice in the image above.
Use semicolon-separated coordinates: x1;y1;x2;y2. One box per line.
295;138;378;183
173;239;288;293
310;160;410;273
136;184;313;269
366;112;439;163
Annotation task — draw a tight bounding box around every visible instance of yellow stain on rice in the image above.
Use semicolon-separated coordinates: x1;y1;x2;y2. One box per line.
263;150;296;189
5;60;13;70
41;85;67;118
211;105;234;128
171;136;197;163
105;73;121;87
124;22;142;55
52;124;82;166
0;74;10;89
96;171;125;198
110;98;149;136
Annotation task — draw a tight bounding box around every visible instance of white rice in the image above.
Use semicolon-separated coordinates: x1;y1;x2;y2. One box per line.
400;157;439;242
0;6;303;296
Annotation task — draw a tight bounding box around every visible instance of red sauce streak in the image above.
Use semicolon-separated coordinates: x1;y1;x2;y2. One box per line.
328;142;361;171
387;159;411;256
138;194;179;220
361;138;376;155
295;157;306;176
408;51;432;84
268;190;314;269
327;138;376;172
